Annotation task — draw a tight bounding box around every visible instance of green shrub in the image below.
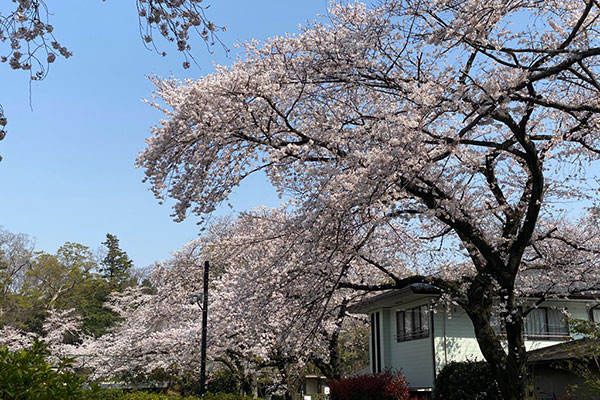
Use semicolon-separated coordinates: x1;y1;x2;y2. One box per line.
0;340;88;400
207;369;241;394
87;390;260;400
202;393;260;400
120;394;195;400
86;389;125;400
174;372;204;396
107;394;159;400
433;361;501;400
174;369;243;396
87;391;192;400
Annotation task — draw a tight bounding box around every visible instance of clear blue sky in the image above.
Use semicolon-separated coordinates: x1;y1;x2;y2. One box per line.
0;0;330;268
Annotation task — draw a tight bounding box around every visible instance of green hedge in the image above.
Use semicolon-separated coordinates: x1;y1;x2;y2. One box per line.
202;394;259;400
85;389;125;400
89;390;260;400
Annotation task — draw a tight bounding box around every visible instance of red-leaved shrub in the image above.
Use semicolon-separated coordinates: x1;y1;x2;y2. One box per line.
329;371;411;400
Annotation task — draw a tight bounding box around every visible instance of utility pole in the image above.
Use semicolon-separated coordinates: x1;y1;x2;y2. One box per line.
200;260;209;395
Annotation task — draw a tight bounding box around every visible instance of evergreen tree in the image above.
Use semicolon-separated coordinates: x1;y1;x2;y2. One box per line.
99;234;134;289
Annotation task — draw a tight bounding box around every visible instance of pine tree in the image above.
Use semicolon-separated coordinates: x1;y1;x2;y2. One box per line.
99;234;133;289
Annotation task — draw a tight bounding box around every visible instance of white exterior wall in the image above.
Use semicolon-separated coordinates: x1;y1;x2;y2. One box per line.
381;309;393;369
388;299;435;389
433;299;597;374
433;305;485;373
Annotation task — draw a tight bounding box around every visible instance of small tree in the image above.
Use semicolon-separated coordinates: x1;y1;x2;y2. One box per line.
564;319;600;397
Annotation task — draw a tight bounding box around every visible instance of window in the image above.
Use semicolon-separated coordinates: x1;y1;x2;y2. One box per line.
591;305;600;322
525;307;568;339
396;305;430;342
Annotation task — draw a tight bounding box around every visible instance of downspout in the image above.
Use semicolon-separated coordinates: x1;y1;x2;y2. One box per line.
370;313;376;373
443;307;448;366
376;311;382;373
430;300;437;384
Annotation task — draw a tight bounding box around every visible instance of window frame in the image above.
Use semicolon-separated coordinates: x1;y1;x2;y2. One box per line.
590;304;600;322
396;305;430;342
524;307;569;340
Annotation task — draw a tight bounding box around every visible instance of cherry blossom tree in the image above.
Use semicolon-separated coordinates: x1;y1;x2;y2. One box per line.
203;211;371;381
0;325;37;351
41;307;82;359
0;307;81;357
67;239;231;383
137;1;600;398
73;214;370;395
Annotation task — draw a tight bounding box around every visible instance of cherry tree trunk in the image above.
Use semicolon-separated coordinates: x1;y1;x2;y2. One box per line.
467;283;528;400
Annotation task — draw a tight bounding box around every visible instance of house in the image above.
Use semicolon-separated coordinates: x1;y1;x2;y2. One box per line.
348;283;600;396
301;374;329;396
296;374;329;400
528;338;600;399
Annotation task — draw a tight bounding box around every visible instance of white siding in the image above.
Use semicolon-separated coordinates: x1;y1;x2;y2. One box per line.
433;305;485;374
390;336;435;388
381;309;393;369
433;300;598;372
388;299;435;388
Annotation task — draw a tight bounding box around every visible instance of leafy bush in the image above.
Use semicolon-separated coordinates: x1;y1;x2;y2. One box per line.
130;394;198;400
86;389;126;400
173;368;242;396
329;370;410;400
0;340;88;400
433;361;501;400
207;369;241;394
88;390;259;400
108;394;171;400
202;393;260;400
88;391;185;400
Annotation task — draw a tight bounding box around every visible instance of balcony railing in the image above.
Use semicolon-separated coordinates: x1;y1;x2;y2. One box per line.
396;328;430;342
